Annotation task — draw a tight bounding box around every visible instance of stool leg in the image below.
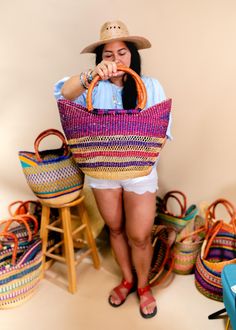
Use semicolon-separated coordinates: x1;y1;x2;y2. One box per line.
226;317;230;330
78;202;100;269
40;205;51;278
61;206;77;294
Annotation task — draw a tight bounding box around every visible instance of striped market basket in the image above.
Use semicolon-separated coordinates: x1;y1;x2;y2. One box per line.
0;216;42;309
57;65;172;180
19;129;84;205
195;199;236;301
172;215;205;275
155;191;198;233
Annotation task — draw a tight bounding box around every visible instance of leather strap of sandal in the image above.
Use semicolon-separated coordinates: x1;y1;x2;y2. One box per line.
138;285;151;296
112;279;133;301
138;285;156;309
120;279;133;290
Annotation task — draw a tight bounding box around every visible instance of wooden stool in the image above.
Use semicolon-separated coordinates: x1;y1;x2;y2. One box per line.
40;195;100;293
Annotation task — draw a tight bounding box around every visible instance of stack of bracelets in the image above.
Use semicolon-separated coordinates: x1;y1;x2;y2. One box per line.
80;69;93;89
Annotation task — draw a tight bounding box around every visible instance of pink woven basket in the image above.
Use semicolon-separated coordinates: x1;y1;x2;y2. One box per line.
58;65;172;180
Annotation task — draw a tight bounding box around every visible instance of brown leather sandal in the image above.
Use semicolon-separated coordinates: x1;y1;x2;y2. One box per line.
108;279;136;307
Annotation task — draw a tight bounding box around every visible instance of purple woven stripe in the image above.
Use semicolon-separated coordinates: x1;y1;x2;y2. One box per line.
58;99;172;139
78;161;155;168
195;271;222;295
71;140;162;148
207;249;236;260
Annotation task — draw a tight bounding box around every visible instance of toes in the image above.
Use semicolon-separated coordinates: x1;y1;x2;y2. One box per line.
110;292;121;305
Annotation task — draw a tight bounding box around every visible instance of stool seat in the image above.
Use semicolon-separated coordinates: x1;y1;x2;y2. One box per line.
40;195;100;293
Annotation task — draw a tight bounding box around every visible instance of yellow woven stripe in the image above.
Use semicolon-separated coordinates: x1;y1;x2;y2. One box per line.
19;155;38;167
73;156;157;163
36;185;83;198
69;135;165;144
0;291;37;309
83;167;152;180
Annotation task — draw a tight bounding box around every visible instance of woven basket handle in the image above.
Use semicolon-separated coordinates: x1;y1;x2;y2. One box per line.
162;191;187;218
201;220;223;259
34;129;69;162
1;216;33;241
8;200;39;216
205;198;236;232
16;214;39;235
0;232;18;265
86;65;147;111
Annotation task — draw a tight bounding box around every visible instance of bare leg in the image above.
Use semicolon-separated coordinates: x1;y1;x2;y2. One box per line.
92;188;134;304
124;190;156;316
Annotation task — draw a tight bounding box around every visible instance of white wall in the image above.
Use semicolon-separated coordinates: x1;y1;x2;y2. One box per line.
1;0;236;217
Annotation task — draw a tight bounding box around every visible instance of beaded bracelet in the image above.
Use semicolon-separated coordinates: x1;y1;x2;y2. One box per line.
79;70;94;89
79;72;88;89
86;69;93;84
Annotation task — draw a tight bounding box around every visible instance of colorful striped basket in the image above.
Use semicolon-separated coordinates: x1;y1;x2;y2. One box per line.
155;191;198;233
57;65;172;180
0;215;43;309
149;225;176;287
194;199;236;301
19;129;84;205
172;215;205;275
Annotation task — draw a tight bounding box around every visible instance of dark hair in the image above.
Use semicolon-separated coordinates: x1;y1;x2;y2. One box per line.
94;42;141;109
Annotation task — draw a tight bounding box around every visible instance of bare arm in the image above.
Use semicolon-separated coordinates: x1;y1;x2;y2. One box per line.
61;61;118;101
61;72;95;101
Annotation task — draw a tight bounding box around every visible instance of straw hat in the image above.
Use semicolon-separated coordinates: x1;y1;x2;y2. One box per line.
80;20;151;54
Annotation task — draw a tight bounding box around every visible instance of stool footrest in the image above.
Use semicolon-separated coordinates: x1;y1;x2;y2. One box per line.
47;224;64;233
75;248;92;266
45;252;66;263
47;240;64;253
72;224;87;236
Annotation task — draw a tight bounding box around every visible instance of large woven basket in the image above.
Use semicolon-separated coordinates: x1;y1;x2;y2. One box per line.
57;65;172;180
0;216;43;309
19;129;84;205
194;199;236;301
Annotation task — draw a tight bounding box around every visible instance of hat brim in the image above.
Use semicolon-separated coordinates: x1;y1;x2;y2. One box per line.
80;35;151;54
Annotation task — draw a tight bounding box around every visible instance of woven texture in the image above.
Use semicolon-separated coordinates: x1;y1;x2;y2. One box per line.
172;215;205;275
148;225;176;286
155;191;198;233
19;129;84;205
58;99;171;180
0;232;42;310
194;199;236;301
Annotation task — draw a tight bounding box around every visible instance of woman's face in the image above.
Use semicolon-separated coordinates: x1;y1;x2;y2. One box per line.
102;41;131;67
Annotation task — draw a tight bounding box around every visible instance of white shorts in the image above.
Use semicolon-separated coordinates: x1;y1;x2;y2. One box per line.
86;166;158;195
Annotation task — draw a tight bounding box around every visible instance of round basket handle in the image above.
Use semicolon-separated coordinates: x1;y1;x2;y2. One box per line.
1;217;33;242
162;191;187;218
86;65;147;111
8;200;39;216
205;198;236;232
34;129;69;162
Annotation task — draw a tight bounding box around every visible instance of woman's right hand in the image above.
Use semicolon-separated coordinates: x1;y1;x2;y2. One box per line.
92;61;119;80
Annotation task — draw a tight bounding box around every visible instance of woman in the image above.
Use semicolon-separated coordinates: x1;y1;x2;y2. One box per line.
54;20;172;319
